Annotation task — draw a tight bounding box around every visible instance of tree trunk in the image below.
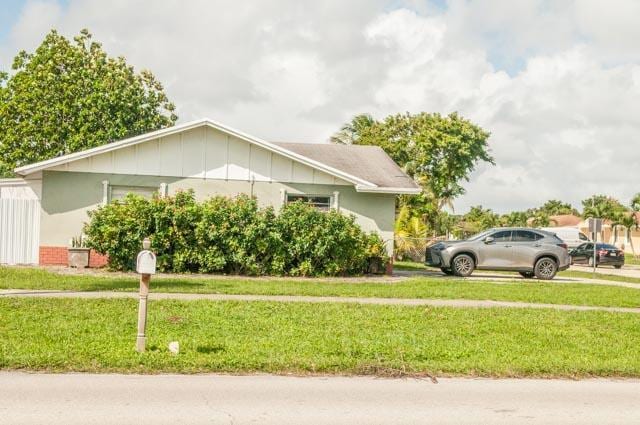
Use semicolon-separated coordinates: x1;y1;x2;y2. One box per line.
628;226;637;258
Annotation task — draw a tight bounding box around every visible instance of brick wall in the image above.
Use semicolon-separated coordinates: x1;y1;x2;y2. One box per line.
39;246;68;266
89;250;109;268
39;246;108;268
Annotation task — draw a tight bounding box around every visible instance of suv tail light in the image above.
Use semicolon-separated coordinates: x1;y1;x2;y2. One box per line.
557;243;568;250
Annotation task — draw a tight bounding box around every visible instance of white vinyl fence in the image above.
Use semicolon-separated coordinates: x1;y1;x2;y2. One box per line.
0;198;40;265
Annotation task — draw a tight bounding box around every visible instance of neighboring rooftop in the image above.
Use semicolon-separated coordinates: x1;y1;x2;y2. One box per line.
274;142;420;190
549;214;583;227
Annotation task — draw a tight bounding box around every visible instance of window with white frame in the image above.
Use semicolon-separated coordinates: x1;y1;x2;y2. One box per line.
286;194;332;211
109;185;159;202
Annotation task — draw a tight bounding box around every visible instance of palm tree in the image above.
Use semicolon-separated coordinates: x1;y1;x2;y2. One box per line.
330;113;375;145
613;213;639;258
394;205;427;261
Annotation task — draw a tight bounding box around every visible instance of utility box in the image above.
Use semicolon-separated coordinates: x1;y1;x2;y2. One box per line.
136;250;157;275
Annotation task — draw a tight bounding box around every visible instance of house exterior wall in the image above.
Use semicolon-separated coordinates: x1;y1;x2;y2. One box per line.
39;170;396;257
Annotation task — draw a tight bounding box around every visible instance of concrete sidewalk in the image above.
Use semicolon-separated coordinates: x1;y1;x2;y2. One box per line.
1;372;639;425
2;289;639;314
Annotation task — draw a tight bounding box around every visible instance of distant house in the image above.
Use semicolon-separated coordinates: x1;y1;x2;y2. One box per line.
548;214;640;254
0;119;420;266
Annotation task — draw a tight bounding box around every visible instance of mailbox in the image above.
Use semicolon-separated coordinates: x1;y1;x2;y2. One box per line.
136;250;157;275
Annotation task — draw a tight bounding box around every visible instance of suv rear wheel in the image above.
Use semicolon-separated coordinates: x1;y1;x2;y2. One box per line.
534;257;558;280
452;254;475;277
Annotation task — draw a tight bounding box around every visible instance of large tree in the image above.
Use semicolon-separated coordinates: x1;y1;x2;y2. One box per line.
581;195;626;221
0;29;177;176
332;112;493;235
537;199;578;216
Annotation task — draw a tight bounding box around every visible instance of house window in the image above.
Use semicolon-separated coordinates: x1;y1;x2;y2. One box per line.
286;194;331;211
110;185;158;202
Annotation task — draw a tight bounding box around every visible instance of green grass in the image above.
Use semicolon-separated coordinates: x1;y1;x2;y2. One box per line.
2;266;640;308
1;297;639;377
393;261;428;271
625;253;640;266
559;270;640;285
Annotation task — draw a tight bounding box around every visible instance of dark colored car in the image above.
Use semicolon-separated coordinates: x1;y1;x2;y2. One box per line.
569;243;625;268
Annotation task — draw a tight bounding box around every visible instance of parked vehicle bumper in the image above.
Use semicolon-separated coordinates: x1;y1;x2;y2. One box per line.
425;248;452;268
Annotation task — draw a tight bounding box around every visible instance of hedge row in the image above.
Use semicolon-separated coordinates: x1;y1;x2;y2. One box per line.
83;191;388;276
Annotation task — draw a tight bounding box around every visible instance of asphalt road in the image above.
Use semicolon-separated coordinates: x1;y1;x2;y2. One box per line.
1;373;639;425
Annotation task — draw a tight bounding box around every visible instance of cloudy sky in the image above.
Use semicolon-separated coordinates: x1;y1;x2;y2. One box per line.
1;0;639;213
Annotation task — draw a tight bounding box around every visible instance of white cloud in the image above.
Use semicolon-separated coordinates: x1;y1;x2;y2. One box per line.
2;0;640;212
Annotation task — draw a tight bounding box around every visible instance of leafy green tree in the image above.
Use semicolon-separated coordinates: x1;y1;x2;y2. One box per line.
333;112;493;235
537;200;578;216
500;211;529;227
581;195;626;221
338;112;493;201
454;205;499;238
631;193;640;212
0;29;177;176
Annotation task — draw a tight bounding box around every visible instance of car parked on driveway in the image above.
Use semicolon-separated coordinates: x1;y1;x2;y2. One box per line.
425;228;571;280
569;243;625;268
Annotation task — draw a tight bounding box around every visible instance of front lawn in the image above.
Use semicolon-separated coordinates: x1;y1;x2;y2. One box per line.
1;297;639;377
625;253;640;266
2;266;640;308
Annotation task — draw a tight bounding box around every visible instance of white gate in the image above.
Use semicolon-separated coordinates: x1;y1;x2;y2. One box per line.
0;199;40;265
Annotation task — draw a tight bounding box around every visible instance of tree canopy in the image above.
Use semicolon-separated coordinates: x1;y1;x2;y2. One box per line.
0;29;177;176
581;195;627;221
333;112;493;203
537;200;578;216
631;193;640;212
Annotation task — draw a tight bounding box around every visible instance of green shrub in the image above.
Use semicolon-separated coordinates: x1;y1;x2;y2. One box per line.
83;191;387;276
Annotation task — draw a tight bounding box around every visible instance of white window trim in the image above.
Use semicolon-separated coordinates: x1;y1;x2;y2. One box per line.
286;193;333;211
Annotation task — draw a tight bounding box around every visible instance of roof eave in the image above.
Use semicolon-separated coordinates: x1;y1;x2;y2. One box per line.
13;118;377;188
355;185;422;195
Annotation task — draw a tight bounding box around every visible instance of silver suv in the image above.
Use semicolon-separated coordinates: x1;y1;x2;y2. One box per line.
425;228;570;280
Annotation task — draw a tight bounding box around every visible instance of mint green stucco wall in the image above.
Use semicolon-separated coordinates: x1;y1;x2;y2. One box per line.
40;171;396;254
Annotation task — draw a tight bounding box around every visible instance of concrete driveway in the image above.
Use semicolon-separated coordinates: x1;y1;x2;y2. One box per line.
1;373;639;425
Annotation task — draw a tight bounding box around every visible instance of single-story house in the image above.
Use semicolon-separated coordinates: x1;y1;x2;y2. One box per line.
0;118;420;266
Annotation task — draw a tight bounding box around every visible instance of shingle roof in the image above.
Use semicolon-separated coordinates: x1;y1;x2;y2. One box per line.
273;143;420;191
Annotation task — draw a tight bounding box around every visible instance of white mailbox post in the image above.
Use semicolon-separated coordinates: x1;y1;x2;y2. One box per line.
135;238;156;353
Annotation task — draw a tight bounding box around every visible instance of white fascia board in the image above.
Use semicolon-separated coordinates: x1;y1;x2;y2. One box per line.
355;185;422;195
14;118;376;187
0;178;27;186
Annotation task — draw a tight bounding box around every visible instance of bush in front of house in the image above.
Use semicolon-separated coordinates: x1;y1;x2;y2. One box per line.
84;190;388;276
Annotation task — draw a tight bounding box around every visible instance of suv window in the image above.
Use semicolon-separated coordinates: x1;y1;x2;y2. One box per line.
513;230;542;242
583;243;594;250
491;230;512;242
